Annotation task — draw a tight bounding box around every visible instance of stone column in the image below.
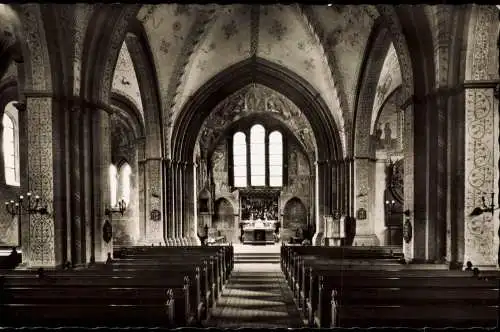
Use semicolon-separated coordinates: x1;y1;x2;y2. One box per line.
92;108;112;261
183;162;197;240
191;162;200;245
464;87;499;268
353;157;378;246
169;160;177;240
25;96;60;267
144;158;163;245
313;160;334;245
138;159;146;244
179;162;185;237
174;162;181;238
68;104;84;266
163;159;172;239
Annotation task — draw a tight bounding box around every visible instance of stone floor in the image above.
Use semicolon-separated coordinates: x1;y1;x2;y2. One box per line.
206;244;305;328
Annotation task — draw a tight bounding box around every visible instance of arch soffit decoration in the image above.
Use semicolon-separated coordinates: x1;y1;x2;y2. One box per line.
111;91;145;141
464;5;499;81
373;85;403;132
352;17;392;157
198;83;316;160
374;6;415;113
3;4;52;93
80;5;141;105
172;57;343;163
125;19;164;159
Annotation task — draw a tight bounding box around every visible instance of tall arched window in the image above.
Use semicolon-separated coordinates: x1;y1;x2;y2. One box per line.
3;101;20;186
250;124;265;186
269;131;283;187
120;163;132;205
231;124;284;188
233;132;247;187
109;164;118;207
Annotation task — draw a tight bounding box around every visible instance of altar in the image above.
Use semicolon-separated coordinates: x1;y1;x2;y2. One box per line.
239;188;280;245
241;220;276;244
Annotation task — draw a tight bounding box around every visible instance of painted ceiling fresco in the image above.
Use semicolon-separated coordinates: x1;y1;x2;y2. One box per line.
134;4;380;154
112;42;143;116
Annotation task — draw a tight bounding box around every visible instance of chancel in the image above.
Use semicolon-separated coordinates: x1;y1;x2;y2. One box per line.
0;2;499;329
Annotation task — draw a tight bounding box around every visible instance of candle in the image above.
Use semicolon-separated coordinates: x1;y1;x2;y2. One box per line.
20;195;23;200
27;192;31;197
35;195;40;200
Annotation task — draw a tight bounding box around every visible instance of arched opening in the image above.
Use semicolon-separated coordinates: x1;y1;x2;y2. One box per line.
282;198;308;243
2;101;19;186
109;164;118;207
171;58;344;245
213;198;235;243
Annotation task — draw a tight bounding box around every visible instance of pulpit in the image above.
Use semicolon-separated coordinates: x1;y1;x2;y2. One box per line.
324;214;345;246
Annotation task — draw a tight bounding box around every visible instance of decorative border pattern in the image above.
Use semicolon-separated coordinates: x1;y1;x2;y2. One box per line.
27;97;55;266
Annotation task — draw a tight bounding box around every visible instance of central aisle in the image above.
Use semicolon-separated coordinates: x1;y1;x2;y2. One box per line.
207;245;305;328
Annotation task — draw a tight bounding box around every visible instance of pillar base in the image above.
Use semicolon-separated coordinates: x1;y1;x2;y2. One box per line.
353;234;380;246
312;232;324;246
186;232;201;246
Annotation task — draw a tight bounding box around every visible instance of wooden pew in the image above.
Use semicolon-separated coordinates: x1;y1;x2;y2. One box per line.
312;270;499;328
1;263;211;325
116;245;233;264
109;257;222;302
283;246;499;328
0;245;235;327
327;303;499;328
281;245;402;270
1;267;210;324
0;276;190;327
116;246;233;283
282;246;402;281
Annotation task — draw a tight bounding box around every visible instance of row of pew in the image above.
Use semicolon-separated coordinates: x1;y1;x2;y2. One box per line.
281;245;499;328
0;245;234;327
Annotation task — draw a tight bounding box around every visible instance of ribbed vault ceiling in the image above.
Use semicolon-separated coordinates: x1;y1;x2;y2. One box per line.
113;4;384;153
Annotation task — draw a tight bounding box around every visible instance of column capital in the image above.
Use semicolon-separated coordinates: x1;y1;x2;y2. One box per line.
23;90;116;114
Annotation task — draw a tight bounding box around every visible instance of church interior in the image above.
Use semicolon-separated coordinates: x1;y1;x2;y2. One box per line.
0;3;499;329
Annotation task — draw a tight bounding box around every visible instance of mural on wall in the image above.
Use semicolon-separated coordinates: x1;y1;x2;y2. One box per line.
213;198;235;242
282;144;311;200
197;84;316;161
373;91;403;152
211;142;228;195
282;197;308;241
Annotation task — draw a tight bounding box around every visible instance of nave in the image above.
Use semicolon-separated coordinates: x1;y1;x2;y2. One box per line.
206;245;304;328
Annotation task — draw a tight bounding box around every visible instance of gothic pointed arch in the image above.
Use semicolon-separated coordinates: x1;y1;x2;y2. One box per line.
172;57;343;163
80;5;141;105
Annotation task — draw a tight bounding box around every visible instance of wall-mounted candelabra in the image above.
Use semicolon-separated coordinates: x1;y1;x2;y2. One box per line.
5;192;49;248
105;199;127;216
470;193;496;217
